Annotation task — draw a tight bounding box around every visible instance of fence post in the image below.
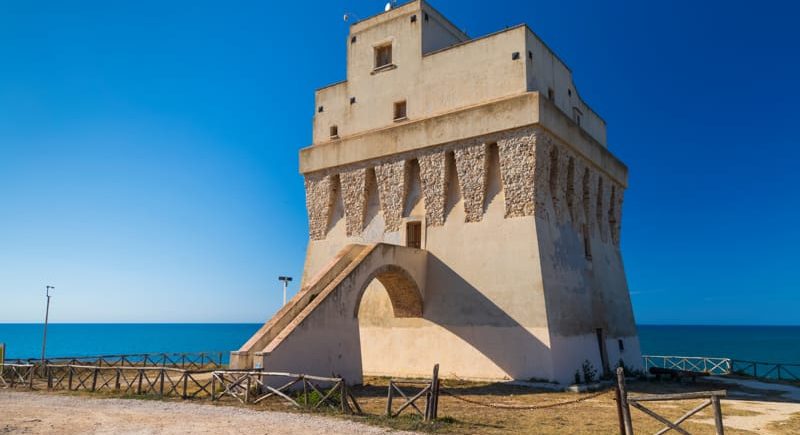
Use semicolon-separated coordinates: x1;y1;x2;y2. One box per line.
244;375;251;404
616;367;634;435
615;377;625;435
47;365;53;390
182;372;189;400
91;367;99;392
711;394;725;435
159;369;165;398
340;380;350;414
68;366;74;391
303;376;308;406
386;381;394;417
137;369;143;395
115;368;121;392
211;373;216;401
425;363;440;422
28;366;35;389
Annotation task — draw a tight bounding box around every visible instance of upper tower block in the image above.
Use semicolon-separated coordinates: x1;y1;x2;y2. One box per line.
312;0;607;149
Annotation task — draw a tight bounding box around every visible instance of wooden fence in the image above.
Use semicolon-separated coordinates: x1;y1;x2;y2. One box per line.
642;355;732;376
730;360;800;381
1;362;360;415
643;355;800;382
11;352;224;370
0;363;35;389
616;367;726;435
44;364;215;399
211;370;362;414
386;364;440;422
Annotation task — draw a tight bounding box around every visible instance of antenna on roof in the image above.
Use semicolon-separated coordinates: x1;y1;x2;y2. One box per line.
343;12;360;22
385;2;392;11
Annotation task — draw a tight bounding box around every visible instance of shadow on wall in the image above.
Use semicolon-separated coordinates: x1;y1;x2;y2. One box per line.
359;253;551;381
424;254;551;380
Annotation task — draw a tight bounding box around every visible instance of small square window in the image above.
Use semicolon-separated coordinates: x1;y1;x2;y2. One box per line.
547;88;554;101
318;106;324;113
568;89;572;96
394;100;407;121
424;12;429;22
410;14;417;23
329;125;339;139
528;50;533;60
350;36;357;44
512;51;520;60
374;44;392;69
350;97;356;104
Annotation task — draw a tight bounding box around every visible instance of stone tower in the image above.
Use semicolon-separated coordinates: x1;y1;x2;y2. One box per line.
233;0;641;384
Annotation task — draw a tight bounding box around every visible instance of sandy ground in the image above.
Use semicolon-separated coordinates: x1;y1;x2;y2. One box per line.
701;377;800;434
0;391;412;435
710;400;800;434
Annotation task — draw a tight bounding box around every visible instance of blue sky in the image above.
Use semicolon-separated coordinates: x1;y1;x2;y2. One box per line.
1;0;798;324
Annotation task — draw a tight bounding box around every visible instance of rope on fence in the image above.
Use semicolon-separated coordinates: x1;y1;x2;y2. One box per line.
440;386;614;410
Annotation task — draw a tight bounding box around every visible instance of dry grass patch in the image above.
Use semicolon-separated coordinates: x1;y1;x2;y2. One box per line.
342;377;766;434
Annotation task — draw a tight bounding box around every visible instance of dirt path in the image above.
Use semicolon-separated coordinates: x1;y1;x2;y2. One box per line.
0;391;412;435
700;377;800;434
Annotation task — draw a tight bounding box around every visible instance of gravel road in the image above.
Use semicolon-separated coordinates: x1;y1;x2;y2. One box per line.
0;391;413;434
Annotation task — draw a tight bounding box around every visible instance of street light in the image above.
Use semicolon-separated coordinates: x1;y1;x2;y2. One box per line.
278;276;292;306
41;285;55;367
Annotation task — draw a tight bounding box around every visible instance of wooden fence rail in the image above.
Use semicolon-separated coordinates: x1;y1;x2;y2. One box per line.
616;367;726;435
730;360;800;381
643;355;800;381
642;355;732;376
11;352;225;370
42;364;215;399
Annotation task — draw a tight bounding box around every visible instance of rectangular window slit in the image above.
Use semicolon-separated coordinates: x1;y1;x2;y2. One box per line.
406;221;421;249
394;100;407;120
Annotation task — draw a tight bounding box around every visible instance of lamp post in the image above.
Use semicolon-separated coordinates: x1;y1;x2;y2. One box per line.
41;285;54;367
278;276;292;306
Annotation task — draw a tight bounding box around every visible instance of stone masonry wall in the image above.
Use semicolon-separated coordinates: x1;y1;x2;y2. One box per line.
340;168;368;237
375;161;408;232
454;143;488;223
304;127;625;244
417;151;449;227
305;174;335;241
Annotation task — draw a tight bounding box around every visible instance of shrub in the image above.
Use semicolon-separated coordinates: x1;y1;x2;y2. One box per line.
581;360;597;384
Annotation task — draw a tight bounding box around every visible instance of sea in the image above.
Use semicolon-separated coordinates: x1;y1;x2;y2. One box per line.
1;324;799;364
